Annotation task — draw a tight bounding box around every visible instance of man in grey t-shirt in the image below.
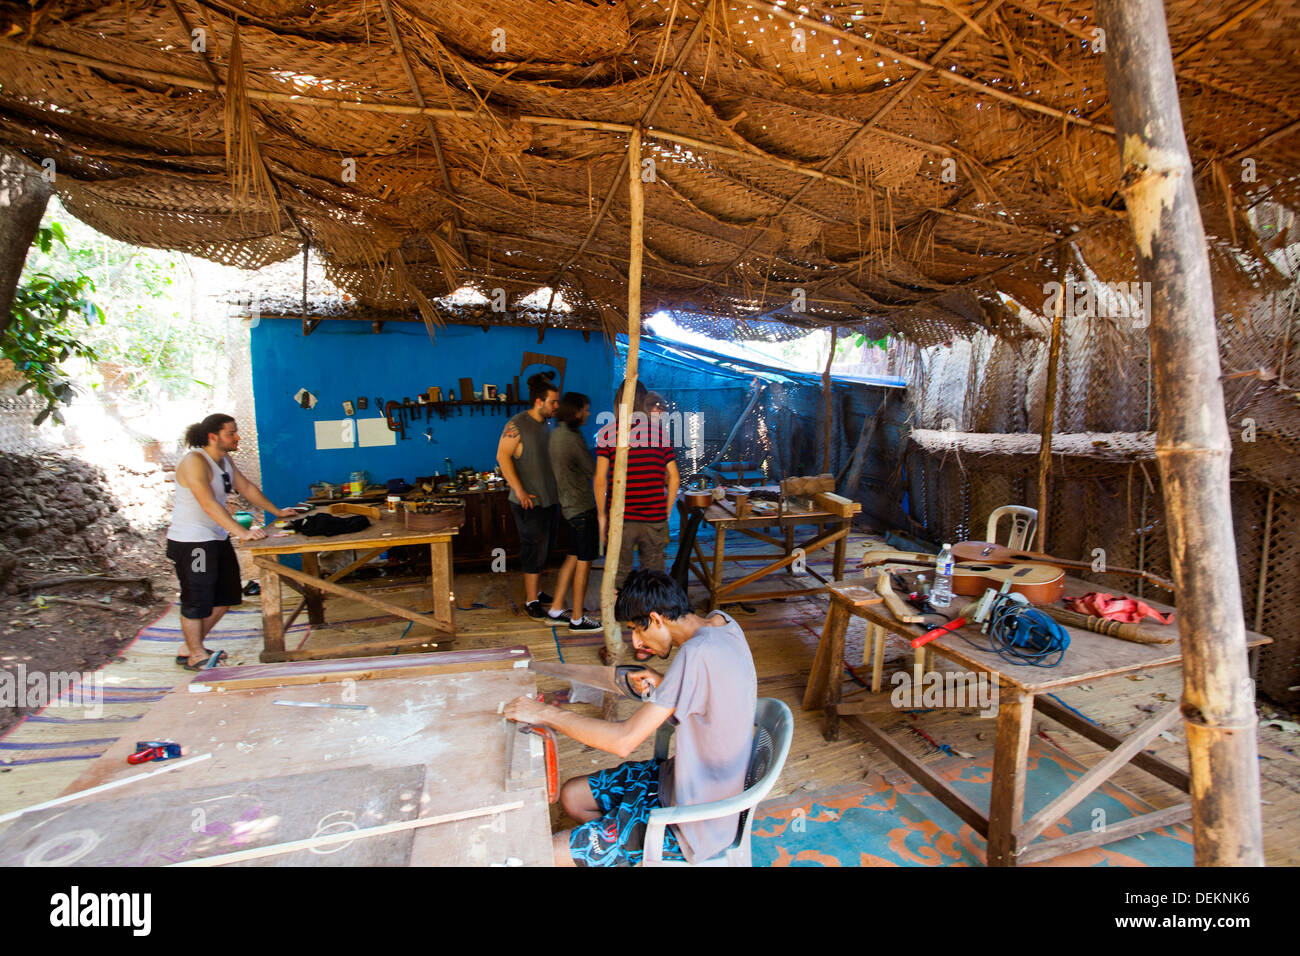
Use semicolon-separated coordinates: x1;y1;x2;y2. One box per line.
504;569;757;866
546;392;601;632
496;373;560;618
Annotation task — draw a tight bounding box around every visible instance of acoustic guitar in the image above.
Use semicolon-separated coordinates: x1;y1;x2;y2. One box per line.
951;541;1175;593
859;549;1066;604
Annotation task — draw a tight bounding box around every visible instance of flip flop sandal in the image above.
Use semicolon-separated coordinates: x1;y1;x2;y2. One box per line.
175;646;218;665
181;650;227;671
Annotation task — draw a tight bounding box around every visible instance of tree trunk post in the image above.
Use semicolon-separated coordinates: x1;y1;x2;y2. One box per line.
0;150;54;334
600;125;645;662
1096;0;1263;866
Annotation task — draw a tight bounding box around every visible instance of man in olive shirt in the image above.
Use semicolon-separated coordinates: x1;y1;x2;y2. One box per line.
497;372;560;617
547;392;601;631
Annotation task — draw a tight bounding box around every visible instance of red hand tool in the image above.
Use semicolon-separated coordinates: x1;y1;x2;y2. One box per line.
911;617;967;649
519;725;559;804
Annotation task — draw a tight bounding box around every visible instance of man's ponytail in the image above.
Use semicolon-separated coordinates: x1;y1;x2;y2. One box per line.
185;413;234;448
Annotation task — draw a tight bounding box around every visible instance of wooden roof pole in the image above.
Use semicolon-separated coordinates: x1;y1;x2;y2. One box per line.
821;327;837;474
1035;261;1068;552
600;124;645;663
1095;0;1263;866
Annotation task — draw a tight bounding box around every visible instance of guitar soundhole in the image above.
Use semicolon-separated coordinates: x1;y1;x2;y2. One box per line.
966;565;992;572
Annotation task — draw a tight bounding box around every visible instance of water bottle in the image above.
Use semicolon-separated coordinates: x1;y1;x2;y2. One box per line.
931;543;954;609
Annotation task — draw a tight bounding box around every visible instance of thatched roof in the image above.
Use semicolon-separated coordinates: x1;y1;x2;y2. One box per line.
1;1;1297;344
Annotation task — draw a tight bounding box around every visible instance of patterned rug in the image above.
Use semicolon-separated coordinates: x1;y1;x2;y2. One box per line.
752;740;1193;867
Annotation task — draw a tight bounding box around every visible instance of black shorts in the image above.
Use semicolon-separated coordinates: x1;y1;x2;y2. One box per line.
564;508;600;563
166;538;242;619
510;502;557;574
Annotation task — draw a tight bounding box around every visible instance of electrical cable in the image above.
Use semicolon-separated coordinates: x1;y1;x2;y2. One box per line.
955;593;1070;667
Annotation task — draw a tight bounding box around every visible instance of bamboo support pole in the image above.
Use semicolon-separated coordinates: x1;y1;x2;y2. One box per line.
1096;0;1262;866
821;327;837;474
1035;264;1067;553
600;125;645;662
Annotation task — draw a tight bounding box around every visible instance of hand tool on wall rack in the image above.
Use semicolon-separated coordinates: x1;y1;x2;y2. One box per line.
384;400;407;439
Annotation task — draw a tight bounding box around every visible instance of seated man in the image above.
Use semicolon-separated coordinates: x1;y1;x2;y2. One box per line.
504;569;757;866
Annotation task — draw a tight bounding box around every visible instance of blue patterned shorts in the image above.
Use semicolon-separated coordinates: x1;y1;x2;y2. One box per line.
569;759;685;866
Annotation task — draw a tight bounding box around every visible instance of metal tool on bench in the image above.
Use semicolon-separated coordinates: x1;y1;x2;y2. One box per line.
528;661;655;701
505;721;559;804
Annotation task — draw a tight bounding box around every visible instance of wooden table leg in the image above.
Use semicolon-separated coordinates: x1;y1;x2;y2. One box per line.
259;555;285;663
819;602;851;741
430;540;455;633
986;687;1034;866
871;623;887;694
300;552;326;626
832;519;848;580
710;525;726;606
803;600;841;712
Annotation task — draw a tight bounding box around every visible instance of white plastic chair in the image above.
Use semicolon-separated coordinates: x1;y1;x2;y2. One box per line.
642;697;793;867
985;505;1038;550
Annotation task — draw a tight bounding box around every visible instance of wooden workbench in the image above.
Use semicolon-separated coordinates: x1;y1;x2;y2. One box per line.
242;509;457;662
0;648;554;867
686;496;854;606
804;576;1271;867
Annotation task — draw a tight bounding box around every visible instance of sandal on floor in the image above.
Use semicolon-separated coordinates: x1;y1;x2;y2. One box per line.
175;646;216;665
180;650;227;670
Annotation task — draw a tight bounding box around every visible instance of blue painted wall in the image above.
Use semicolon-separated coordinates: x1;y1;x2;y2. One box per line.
249;320;616;507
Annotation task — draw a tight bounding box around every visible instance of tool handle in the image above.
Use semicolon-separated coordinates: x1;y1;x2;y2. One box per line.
911;617;966;649
616;664;654;701
522;725;559;804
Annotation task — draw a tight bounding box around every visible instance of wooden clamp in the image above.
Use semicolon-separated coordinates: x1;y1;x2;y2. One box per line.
781;473;835;497
814;491;861;518
875;571;925;624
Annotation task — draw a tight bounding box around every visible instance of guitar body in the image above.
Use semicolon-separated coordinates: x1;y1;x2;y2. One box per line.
952;541;1064;565
951;562;1065;604
859;548;1066;603
949;541;1175;593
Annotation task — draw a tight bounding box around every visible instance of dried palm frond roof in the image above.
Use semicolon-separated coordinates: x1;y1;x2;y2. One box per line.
0;0;1297;345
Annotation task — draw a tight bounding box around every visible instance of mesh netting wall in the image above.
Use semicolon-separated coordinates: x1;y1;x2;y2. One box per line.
612;342;900;511
901;302;1299;707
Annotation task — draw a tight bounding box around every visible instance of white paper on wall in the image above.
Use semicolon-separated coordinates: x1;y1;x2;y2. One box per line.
357;417;397;447
314;419;356;450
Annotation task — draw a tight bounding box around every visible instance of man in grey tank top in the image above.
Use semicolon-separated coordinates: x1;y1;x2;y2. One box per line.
166;413;295;668
496;373;561;618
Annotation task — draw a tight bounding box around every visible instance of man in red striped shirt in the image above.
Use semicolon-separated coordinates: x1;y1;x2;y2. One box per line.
594;383;679;589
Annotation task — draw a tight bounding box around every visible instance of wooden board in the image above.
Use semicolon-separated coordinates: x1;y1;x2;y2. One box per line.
813;491;861;518
18;649;554;867
192;646;532;692
0;764;426;867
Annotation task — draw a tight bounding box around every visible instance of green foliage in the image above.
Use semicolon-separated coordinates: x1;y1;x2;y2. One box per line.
835;332;890;360
19;201;223;407
3;224;101;425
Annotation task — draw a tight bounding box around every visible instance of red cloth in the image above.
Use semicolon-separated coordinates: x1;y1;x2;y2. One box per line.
1066;592;1174;625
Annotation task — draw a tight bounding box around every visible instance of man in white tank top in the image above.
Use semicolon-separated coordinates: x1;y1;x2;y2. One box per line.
166;414;294;668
